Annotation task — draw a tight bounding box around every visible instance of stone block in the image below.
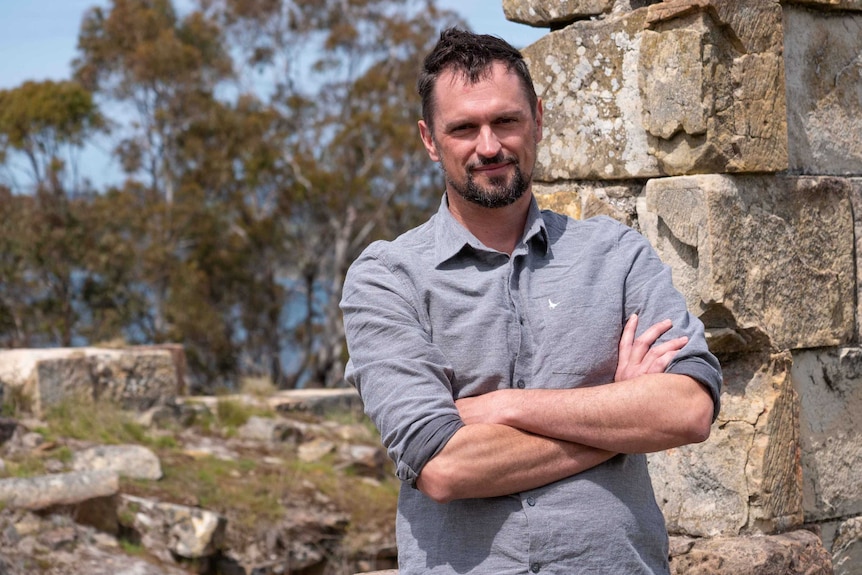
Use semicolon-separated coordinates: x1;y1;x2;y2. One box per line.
503;0;614;25
787;0;862;11
0;347;182;416
784;6;862;175
0;470;119;511
852;181;862;341
119;494;226;561
648;352;803;536
533;180;642;227
668;530;832;575
524;0;787;180
72;444;164;481
640;175;854;353
791;347;862;521
34;355;95;411
832;516;862;575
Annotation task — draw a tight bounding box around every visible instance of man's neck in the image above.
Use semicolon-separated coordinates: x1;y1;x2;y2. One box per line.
446;190;533;255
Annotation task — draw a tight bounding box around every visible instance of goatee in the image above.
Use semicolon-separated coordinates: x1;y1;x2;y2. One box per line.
445;154;529;209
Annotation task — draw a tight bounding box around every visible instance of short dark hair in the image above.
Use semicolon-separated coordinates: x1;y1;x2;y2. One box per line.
418;27;538;134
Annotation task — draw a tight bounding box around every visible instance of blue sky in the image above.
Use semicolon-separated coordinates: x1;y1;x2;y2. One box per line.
0;0;546;89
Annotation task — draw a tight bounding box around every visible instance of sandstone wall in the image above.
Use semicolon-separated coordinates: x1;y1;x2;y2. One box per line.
518;0;862;573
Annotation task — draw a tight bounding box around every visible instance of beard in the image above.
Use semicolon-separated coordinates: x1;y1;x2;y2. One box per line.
444;153;530;209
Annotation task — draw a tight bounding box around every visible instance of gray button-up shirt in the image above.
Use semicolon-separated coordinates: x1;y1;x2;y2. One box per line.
341;194;722;575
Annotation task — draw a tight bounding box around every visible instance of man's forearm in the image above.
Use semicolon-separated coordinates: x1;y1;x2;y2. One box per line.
416;423;615;503
460;374;714;454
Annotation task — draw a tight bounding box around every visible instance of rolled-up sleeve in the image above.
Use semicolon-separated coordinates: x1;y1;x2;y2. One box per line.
341;245;464;486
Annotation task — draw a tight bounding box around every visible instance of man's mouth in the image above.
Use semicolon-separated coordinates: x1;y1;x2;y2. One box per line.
470;158;515;177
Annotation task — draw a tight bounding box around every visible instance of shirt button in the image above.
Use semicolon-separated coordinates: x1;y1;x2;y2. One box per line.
531;563;541;573
517;379;526;389
526;497;536;506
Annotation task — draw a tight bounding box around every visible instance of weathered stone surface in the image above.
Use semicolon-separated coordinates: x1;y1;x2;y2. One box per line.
72;444;163;481
788;0;862;11
668;530;832;575
848;181;862;342
0;508;193;575
791;347;862;521
336;443;389;479
180;388;363;417
784;6;862;175
0;470;119;511
649;352;803;536
237;414;305;443
298;438;336;462
270;387;364;415
832;516;862;575
62;545;193;575
640;175;855;353
503;0;613;25
533;180;642;227
119;494;226;561
0;347;181;416
524;0;786;181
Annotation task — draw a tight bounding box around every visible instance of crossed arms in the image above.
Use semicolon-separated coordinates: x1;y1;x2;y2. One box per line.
416;314;716;503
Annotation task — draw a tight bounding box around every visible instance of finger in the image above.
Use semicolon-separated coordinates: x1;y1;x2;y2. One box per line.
643;347;685;374
632;318;673;358
642;336;688;374
636;318;673;346
646;335;688;358
618;313;639;366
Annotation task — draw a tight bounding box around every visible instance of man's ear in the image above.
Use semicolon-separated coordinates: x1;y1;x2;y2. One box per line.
418;120;440;162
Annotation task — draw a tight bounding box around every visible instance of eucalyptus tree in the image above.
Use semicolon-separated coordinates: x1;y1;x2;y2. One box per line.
73;0;248;384
0;81;105;346
211;0;462;387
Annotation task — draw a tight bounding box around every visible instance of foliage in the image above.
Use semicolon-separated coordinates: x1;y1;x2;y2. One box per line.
0;80;107;347
0;0;464;390
0;80;105;194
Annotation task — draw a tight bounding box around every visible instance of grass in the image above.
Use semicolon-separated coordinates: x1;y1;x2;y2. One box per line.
215;397;272;431
41;399;150;445
2;393;400;562
118;539;145;555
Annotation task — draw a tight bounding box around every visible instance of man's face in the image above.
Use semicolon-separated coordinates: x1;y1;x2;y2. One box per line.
419;61;543;209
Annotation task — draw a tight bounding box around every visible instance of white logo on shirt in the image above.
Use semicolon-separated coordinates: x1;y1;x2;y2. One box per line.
548;299;560;309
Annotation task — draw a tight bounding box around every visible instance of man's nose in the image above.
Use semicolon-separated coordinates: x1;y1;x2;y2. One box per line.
476;126;502;158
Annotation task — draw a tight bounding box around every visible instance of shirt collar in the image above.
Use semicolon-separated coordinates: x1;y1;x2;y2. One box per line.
433;192;549;266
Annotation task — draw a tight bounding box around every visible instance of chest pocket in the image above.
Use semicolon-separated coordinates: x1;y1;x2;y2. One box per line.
532;294;622;383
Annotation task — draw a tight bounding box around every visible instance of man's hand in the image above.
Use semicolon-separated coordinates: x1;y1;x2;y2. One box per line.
614;314;687;382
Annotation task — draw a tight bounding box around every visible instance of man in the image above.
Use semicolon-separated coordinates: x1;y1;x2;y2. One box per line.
340;28;722;574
